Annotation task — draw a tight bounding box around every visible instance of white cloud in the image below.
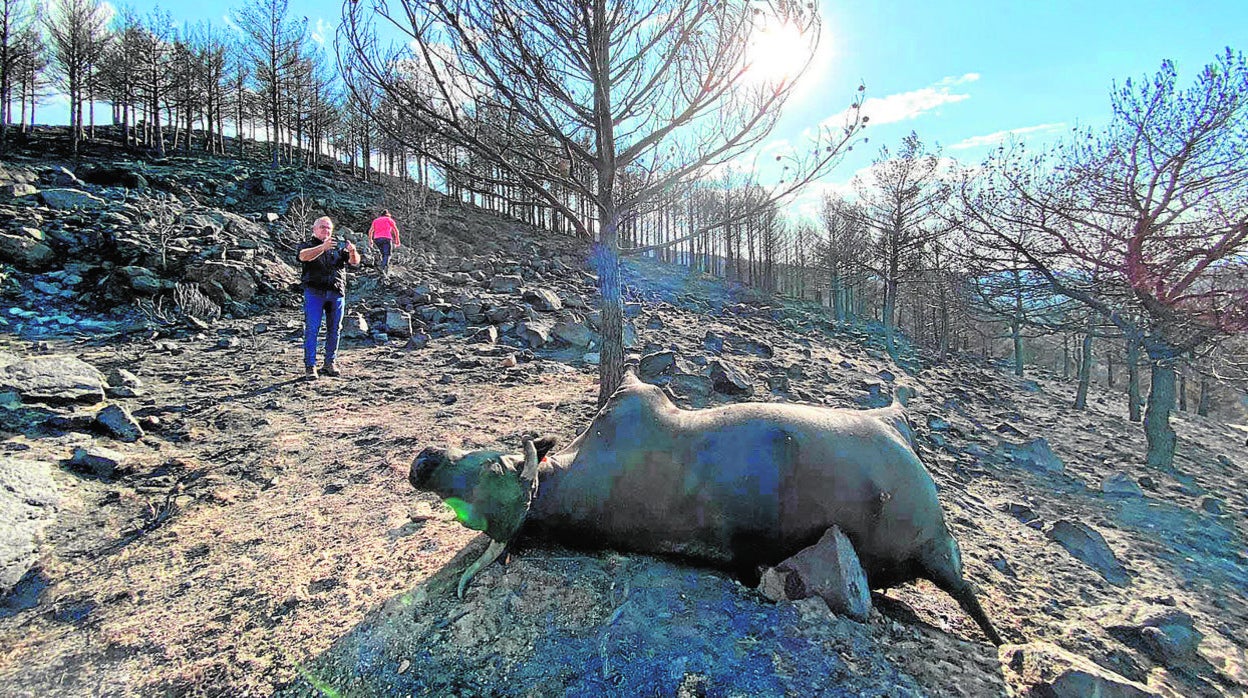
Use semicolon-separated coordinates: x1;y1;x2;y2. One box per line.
311;18;333;45
822;73;979;131
948;122;1066;150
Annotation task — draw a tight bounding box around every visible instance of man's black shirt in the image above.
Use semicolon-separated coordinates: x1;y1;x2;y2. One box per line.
297;238;351;295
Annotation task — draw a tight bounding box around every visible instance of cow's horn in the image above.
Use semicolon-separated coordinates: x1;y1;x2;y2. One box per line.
521;438;539;487
457;539;507;599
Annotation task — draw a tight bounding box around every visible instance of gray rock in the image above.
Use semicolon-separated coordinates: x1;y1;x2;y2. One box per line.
1101;473;1143;497
118;266;165;294
0;355;107;405
0;182;36;199
0;458;59;594
518;319;554;348
0;232;56;271
1001;438;1065;474
343;313;369;340
552;320;594;347
854;380;888;408
709;359;753;396
488;274;523;294
78;165;148;189
184;261;258;303
639;351;677;380
95;403;144;442
1001;502;1043;528
384;309;414;339
666;374;714;406
623;321;639;349
759;526;871;621
995;422;1027;437
106;368;143;389
472;326;499;345
406;333;430;350
1199;497;1224;515
1000;642;1158;697
765;374;791;393
703;331;725;354
70;445;124;478
1046;519;1130;586
523;288;563;312
39;188;107;210
48;166;83;186
1104;603;1204;670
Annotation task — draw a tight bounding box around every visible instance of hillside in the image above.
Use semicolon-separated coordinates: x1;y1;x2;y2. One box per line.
1;142;1246;697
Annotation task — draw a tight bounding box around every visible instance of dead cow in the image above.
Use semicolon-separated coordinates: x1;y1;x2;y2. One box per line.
410;371;1004;645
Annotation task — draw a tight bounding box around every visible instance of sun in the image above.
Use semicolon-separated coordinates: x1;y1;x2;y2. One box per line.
744;21;814;86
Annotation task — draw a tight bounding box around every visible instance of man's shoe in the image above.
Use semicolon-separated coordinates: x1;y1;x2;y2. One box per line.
304;365;318;381
321;362;341;377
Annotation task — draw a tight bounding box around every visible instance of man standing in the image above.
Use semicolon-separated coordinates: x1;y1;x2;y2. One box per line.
297;216;360;380
367;209;401;275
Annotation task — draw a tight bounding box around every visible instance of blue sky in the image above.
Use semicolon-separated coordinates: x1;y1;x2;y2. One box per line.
45;0;1247;219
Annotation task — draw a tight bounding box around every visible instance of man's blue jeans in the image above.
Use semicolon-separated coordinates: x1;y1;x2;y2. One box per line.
303;287;345;368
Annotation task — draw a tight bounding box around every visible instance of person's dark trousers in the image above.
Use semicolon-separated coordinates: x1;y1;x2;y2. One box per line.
375;238;393;272
303;287;345;368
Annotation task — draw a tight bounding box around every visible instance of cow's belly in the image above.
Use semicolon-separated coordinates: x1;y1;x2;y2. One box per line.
530;419;943;575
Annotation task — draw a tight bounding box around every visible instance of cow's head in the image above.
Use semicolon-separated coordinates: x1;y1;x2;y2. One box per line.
410;436;558;542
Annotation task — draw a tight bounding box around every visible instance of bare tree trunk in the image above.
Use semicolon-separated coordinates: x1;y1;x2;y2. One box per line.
1127;335;1142;423
1062;335;1071;379
938;283;950;363
1074;323;1093;410
1197;377;1211;417
1107;351;1115;388
1144;358;1177;469
1178;371;1187;412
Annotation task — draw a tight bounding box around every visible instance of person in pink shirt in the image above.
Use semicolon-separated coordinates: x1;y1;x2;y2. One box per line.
367;210;401;275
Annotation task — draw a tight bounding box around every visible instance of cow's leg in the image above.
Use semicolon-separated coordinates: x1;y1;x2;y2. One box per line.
457;539;507;599
920;536;1004;645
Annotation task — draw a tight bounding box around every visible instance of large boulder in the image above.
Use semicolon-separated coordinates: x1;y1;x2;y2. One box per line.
1001;438;1066;474
552;319;595;348
384;309;414;339
0;458;60;594
517;319;554;348
0;232;56;271
488;274;523;294
77;165;149;189
1046;519;1130;586
0;182;37;199
1000;642;1158;697
184;261;258;303
95;403;144;443
118;265;167;294
39;188;107;210
0;355;107;406
1103;603;1204;670
709;359;753;396
758;526;871;621
639;350;677;380
522;288;563;312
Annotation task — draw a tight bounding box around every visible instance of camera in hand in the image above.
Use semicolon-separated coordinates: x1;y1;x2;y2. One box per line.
336;240;350;252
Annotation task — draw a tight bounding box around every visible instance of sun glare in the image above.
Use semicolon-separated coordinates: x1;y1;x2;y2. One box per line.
745;21;813;85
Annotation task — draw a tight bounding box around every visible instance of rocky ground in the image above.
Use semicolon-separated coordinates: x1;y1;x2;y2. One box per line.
1;141;1247;697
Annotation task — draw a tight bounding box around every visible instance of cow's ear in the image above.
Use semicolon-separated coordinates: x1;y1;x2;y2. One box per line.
534;436;557;461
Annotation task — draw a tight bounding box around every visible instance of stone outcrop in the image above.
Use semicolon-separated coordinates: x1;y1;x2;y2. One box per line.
0;458;60;594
